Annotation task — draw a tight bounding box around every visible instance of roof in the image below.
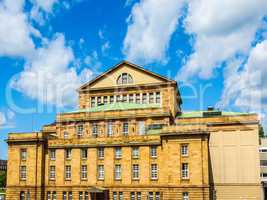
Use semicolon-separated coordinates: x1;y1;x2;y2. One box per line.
66;102;161;113
79;60;175;90
177;110;252;118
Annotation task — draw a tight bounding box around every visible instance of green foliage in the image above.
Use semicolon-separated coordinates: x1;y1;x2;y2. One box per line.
259;125;265;138
0;171;6;188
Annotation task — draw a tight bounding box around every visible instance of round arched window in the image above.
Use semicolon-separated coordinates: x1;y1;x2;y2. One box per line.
117;73;133;85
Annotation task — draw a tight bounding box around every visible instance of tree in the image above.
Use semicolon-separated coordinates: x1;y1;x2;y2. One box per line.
259;125;265;138
0;171;6;188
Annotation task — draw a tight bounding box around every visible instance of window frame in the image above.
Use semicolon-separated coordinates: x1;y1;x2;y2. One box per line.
98;147;104;159
151;164;158;180
81;165;88;180
114;164;122;180
132;164;139;180
20;165;27;180
65;165;71;180
181;163;189;179
49;165;56;180
98;165;105;180
150;146;157;158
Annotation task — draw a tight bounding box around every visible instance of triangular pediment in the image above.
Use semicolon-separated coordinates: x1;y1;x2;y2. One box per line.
79;61;174;90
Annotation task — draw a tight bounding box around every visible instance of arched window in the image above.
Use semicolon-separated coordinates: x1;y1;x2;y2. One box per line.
117;73;133;85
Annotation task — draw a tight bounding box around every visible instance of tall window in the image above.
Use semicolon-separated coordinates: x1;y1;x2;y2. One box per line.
52;192;56;200
149;93;154;103
137;192;141;200
98;147;104;159
63;131;68;139
138;121;145;135
20;191;25;200
156;92;161;104
155;192;160;200
151;164;158;180
65;149;72;160
123;122;129;136
132;147;139;159
79;192;83;200
62;192;67;200
49;166;56;180
77;124;84;138
150;146;157;158
130;192;135;200
129;94;134;103
142;93;147;104
26;191;30;200
91;97;96;107
116;95;121;102
47;191;51;200
122;95;127;102
81;148;88;159
65;165;71;180
68;192;72;200
84;192;89;200
119;192;123;200
115;147;122;159
103;96;108;104
107;121;113;137
115;164;121;180
136;94;140;104
20;149;27;161
148;192;153;200
117;73;133;85
97;96;102;105
92;123;98;137
81;165;87;180
113;192;117;200
132;164;139;179
49;149;56;160
98;165;104;180
110;96;114;104
181;163;189;179
181;144;188;156
182;192;189;200
20;166;26;180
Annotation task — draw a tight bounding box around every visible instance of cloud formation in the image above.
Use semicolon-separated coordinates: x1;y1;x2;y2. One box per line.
123;0;184;64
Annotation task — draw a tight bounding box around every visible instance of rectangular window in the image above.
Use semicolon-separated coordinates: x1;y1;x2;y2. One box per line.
77;124;84;138
46;192;51;200
123;122;129;136
182;192;189;200
81;165;87;180
181;144;188;156
129;94;134;103
119;192;123;200
107;121;113;137
49;166;56;180
20;149;27;161
132;147;139;159
65;165;71;180
81;148;88;159
122;95;127;102
84;192;89;200
130;192;135;200
92;123;98;137
110;96;114;104
138;121;145;135
52;191;56;200
76;124;83;138
116;95;121;102
181;163;189;179
136;94;140;104
98;147;104;159
156;92;161;104
49;149;56;160
155;192;160;200
142;93;147;104
91;97;96;107
104;96;108;104
20;166;26;180
115;147;122;159
68;192;72;200
132;164;139;179
151;164;158;180
113;192;117;200
148;192;153;200
149;93;154;103
97;96;102;105
98;165;104;180
79;192;83;200
137;192;141;200
150;146;157;158
26;191;30;200
63;131;68;139
115;164;121;180
65;149;72;160
62;192;67;200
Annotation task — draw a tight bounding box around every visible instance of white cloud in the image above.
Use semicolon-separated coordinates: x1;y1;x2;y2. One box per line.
84;51;102;69
123;0;184;64
219;39;267;124
32;0;58;13
177;0;267;81
12;34;93;107
0;0;35;57
0;112;6;126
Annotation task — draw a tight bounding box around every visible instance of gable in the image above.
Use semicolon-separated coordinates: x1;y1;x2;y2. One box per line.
80;61;173;90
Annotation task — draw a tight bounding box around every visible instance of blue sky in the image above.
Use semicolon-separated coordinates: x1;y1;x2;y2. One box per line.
0;0;267;159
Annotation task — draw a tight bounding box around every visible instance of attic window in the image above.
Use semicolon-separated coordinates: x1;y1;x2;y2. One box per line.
117;73;133;85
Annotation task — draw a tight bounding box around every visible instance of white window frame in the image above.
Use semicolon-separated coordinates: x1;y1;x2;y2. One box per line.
81;148;88;159
132;147;139;159
156;92;161;104
149;92;154;104
81;165;87;180
182;192;189;200
132;164;139;180
92;123;98;137
20;165;26;180
103;96;108;104
91;97;96;107
130;192;135;200
77;124;84;138
62;192;67;200
113;192;117;200
151;164;158;180
79;192;83;200
20;149;27;161
50;149;56;160
142;93;147;104
49;165;56;180
107;121;113;137
115;164;121;180
150;146;157;158
119;192;123;200
136;94;140;104
129;94;134;103
98;147;104;159
181;144;188;156
123;122;129;136
115;147;122;159
138;121;145;135
65;149;72;160
63;131;68;139
181;163;189;179
65;165;71;180
137;192;141;200
98;165;104;180
52;191;56;200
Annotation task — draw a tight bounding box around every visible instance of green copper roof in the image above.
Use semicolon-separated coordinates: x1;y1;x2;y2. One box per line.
67;102;161;113
178;110;251;118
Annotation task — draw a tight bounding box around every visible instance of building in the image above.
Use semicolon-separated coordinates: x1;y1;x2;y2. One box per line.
260;138;267;199
0;160;7;172
6;61;261;200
